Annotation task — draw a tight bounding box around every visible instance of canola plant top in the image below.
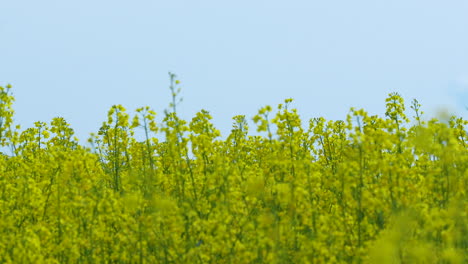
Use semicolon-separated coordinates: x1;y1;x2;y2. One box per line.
0;81;467;263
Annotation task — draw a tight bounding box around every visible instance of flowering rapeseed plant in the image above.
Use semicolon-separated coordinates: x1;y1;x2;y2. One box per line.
0;81;466;263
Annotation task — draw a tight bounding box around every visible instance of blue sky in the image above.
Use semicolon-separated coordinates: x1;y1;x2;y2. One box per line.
1;0;468;143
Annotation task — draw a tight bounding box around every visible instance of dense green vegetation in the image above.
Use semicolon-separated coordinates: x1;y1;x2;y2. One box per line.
0;76;466;263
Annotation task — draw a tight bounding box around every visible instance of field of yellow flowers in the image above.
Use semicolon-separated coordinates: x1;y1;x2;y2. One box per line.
0;77;467;263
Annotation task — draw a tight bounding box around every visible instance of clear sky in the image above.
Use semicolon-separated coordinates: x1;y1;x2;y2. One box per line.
1;0;468;143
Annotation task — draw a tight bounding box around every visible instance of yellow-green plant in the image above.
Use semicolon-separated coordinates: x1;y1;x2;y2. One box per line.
0;81;466;263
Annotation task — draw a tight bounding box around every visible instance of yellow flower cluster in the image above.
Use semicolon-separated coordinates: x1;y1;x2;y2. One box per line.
0;82;466;263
